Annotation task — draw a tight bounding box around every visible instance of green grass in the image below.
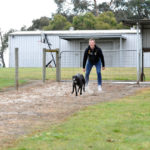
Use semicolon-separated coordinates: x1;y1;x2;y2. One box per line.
0;67;150;90
6;88;150;150
0;68;56;90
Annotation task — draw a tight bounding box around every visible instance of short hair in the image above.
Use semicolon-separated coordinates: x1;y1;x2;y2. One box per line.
89;38;95;43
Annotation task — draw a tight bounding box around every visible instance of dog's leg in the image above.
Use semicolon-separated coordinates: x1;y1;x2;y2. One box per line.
72;85;74;94
80;85;82;95
75;85;78;96
72;84;75;94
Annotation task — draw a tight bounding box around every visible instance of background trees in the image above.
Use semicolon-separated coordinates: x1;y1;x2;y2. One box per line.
0;29;15;67
28;17;50;31
1;0;150;67
43;14;72;30
8;0;150;32
32;0;150;31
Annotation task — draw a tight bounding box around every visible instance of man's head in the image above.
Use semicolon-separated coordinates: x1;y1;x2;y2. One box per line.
89;38;95;50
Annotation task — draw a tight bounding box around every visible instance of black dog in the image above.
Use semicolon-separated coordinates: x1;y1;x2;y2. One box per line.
72;73;85;96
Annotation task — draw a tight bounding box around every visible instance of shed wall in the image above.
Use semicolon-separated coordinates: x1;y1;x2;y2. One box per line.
9;32;150;68
9;35;60;67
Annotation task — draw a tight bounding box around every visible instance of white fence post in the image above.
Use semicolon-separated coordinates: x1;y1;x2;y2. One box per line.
136;22;140;84
42;48;46;82
15;48;19;90
56;49;61;82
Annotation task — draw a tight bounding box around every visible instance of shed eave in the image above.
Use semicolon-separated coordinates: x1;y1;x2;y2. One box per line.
59;35;126;40
9;30;136;36
122;19;150;27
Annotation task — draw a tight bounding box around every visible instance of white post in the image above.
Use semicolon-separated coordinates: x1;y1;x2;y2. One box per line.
42;48;46;82
15;48;19;90
56;50;60;82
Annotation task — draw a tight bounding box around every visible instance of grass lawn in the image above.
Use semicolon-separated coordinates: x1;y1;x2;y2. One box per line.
0;67;150;90
0;68;56;90
6;88;150;150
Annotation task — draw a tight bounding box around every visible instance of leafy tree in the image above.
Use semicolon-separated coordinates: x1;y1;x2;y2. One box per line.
54;0;65;13
72;11;126;30
97;2;112;13
20;25;28;31
0;29;15;67
43;14;72;30
61;13;75;23
127;0;150;19
95;11;125;29
112;0;150;20
28;17;50;31
71;0;91;14
73;12;96;30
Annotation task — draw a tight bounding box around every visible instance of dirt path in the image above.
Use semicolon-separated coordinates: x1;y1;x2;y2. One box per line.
0;81;149;149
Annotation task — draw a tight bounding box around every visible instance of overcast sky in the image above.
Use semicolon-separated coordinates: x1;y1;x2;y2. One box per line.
0;0;110;33
0;0;57;32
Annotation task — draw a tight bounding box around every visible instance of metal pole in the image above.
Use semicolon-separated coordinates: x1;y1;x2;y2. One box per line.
120;37;122;67
15;48;19;90
42;48;46;82
59;37;61;81
136;22;140;84
139;30;143;81
56;49;60;82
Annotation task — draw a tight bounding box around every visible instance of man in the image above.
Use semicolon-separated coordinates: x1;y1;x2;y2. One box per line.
83;38;105;92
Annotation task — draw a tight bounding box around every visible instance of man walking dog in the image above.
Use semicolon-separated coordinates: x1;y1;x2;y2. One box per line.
83;38;105;92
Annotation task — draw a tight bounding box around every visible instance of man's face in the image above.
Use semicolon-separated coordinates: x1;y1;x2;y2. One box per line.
89;40;95;50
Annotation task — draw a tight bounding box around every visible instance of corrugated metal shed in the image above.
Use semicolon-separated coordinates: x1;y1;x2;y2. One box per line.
9;30;138;68
122;19;150;81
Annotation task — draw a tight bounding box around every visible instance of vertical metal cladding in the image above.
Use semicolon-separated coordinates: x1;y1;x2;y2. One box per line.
9;30;150;68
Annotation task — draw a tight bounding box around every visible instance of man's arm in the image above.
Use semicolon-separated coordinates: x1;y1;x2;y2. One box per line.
99;48;105;68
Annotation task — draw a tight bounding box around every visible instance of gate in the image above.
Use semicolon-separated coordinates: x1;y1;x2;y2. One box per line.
60;49;137;82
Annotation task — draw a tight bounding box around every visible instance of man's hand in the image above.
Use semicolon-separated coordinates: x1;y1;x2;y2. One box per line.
83;68;86;72
102;67;105;70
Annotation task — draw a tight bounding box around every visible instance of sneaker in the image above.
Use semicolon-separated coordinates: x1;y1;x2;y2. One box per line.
98;85;102;92
86;86;93;94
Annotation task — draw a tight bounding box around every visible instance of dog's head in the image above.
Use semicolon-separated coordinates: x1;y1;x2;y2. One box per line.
72;75;79;84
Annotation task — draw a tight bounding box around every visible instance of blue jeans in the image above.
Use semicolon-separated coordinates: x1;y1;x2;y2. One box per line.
85;60;102;86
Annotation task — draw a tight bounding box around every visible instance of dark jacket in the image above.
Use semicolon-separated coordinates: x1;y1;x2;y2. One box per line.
83;45;105;68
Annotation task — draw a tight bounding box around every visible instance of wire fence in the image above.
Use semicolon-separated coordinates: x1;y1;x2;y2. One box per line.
60;49;138;82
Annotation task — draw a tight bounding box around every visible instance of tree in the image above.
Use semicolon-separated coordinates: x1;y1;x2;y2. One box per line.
54;0;65;13
71;0;91;14
28;17;50;31
43;14;72;30
95;11;125;29
73;12;96;30
20;25;28;31
127;0;150;19
97;2;112;14
112;0;150;20
93;0;98;16
0;29;15;67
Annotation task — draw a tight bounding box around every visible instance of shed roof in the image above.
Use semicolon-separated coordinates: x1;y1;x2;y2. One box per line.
122;19;150;28
60;34;126;40
10;30;136;36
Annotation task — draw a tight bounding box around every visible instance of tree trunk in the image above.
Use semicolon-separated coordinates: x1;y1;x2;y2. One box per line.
94;0;98;16
1;51;5;67
109;0;114;6
0;31;5;67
